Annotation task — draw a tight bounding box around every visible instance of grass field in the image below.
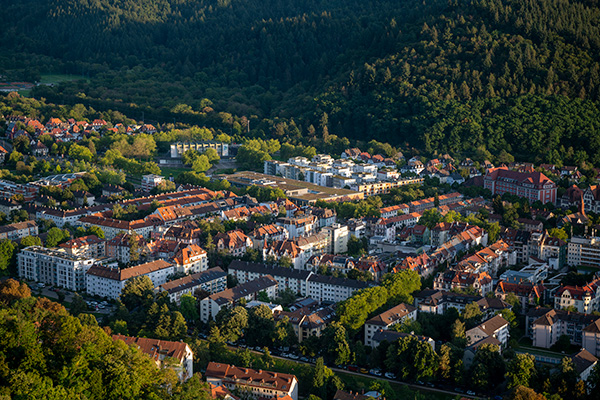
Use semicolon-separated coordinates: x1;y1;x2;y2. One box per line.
39;74;86;85
159;166;188;178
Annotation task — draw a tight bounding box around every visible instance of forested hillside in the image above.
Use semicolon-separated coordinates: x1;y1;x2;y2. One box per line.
1;0;600;164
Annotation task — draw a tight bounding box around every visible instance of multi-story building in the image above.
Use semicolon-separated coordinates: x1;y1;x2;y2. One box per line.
529;231;567;269
18;246;96;291
78;215;155;239
321;224;349;254
364;303;417;347
248;224;288;249
554;278;600;314
86;260;175;299
141;174;165;192
106;233;147;264
157;267;227;304
274;304;335;342
113;334;193;382
277;215;317;239
228;260;313;296
262;239;306;270
306;274;372;303
568;236;600;267
484;167;557;204
532;309;600;350
58;235;106;259
496;281;546;312
0;220;38;240
466;314;510;349
433;270;493;296
199;276;278;322
172;244;208;274
205;362;298;400
170;141;229;158
583;319;600;357
214;230;252;257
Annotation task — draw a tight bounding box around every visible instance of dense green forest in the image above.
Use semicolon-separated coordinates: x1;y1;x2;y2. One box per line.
1;0;600;164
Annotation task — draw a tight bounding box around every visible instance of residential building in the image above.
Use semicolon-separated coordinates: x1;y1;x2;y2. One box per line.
199;276;278;322
141;174;165;192
248;224;289;249
484;167;557;204
583;319;600;357
495;281;546;312
413;289;507;316
0;220;38;240
529;231;567;269
570;349;598;381
157;267;227;304
106;233;147;264
370;330;435;351
364;303;417;347
164;222;203;245
58;235;106;259
433;270;493;296
296;233;330;259
554;278;600;314
322;224;350;254
455;239;516;277
277;215;317;238
274;304;335;342
568;236;600;267
214;230;252;257
86;260;175;299
205;362;298;400
172;244;208;274
466;314;510;348
113;334;193;382
306;274;372;303
532;309;600;349
18;246;96;291
228;260;313;296
262;239;306;270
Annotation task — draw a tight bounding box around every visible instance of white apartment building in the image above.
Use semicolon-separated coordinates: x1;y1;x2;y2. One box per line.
568;236;600;267
18;246;96;291
0;220;38;240
200;276;278;323
364;303;417;347
322;223;350;254
86;260;175;299
157;267;227;304
306;274;372;303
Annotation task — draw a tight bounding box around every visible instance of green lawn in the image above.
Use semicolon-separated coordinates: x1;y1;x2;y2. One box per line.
159;166;188;178
39;74;86;84
335;371;458;400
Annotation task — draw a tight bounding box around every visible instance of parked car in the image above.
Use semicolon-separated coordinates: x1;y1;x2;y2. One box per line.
466;390;476;396
384;372;396;379
359;368;368;374
369;369;382;376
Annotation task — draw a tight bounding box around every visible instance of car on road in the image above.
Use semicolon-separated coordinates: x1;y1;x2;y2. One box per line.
466;390;476;396
384;372;396;379
288;354;299;360
369;369;382;376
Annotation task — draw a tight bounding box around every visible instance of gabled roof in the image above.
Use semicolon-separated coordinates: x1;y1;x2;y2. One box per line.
366;303;416;327
112;334;189;363
206;362;296;391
